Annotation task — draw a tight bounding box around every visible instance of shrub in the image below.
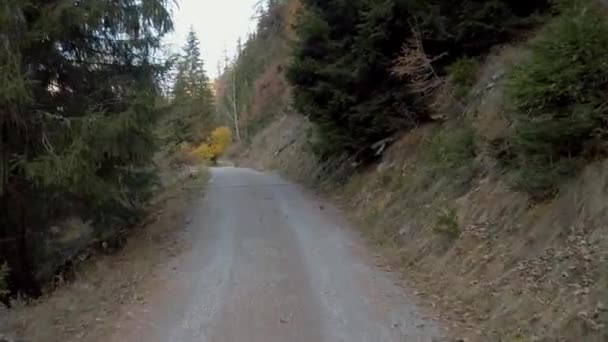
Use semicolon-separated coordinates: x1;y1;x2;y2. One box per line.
191;127;232;162
209;127;232;154
432;208;460;238
504;0;608;198
446;57;479;99
424;124;477;170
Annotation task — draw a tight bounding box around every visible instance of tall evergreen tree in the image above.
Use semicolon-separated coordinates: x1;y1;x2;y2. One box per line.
287;0;416;156
0;0;173;296
169;28;215;143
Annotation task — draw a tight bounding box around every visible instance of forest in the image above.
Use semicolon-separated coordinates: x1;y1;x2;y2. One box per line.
285;0;608;199
286;0;550;156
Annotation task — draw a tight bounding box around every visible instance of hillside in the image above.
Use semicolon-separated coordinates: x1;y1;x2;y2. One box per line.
226;0;608;340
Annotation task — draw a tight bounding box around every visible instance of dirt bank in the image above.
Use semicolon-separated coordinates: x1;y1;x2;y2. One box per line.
0;167;208;342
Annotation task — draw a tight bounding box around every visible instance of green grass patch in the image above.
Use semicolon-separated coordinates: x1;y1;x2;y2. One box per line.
446;57;479;99
423;123;477;171
432;207;460;239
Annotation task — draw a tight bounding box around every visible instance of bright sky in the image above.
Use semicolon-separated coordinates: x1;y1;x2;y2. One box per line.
166;0;260;79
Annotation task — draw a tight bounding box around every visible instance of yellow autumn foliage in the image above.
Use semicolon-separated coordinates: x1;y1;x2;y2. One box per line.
210;126;231;151
191;126;232;161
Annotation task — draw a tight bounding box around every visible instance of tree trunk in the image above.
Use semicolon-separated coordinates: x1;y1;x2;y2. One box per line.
232;70;241;142
1;183;42;300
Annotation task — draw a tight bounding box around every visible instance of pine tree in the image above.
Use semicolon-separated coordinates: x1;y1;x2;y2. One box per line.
177;29;212;101
169;28;215;143
0;0;174;296
287;0;416;156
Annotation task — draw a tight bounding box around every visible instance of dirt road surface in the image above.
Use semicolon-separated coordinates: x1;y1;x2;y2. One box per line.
113;167;443;342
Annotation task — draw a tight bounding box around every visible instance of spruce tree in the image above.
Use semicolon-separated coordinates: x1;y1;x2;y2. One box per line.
169;28;215;143
0;0;173;296
287;0;416;156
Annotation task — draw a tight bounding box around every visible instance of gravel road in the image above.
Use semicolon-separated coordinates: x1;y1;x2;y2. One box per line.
122;167;443;342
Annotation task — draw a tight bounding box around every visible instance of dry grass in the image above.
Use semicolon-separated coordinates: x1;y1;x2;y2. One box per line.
471;45;529;143
338;150;608;341
0;166;208;342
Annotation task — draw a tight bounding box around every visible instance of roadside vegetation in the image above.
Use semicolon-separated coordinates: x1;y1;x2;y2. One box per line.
190;126;232;163
432;208;460;239
1;0;226;305
0;0;174;300
446;58;479;100
4;166;209;342
502;0;608;199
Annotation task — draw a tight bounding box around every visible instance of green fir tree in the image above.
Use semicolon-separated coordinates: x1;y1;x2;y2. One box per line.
169;28;215;144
